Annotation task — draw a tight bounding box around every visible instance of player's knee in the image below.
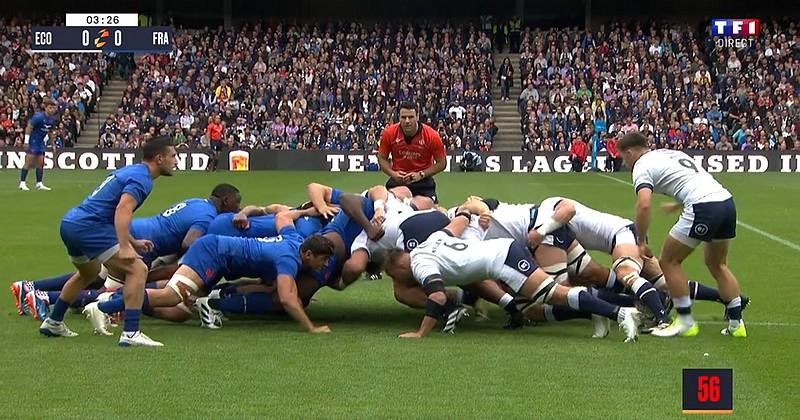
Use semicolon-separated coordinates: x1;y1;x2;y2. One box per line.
542;262;569;284
523;274;557;305
166;274;200;303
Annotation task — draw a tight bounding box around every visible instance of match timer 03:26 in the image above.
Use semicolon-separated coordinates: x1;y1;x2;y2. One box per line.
31;26;173;53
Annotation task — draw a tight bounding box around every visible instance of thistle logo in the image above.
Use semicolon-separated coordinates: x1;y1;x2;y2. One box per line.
94;28;110;48
712;19;759;49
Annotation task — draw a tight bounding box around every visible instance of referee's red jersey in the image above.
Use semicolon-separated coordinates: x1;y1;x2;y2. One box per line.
378;123;446;173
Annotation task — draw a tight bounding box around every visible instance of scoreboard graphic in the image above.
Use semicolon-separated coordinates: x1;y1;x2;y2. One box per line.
31;13;172;53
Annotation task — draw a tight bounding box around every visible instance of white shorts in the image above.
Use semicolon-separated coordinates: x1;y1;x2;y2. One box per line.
669;206;703;248
611;227;637;249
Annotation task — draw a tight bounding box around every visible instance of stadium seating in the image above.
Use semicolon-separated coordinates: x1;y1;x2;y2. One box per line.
0;18;109;148
516;19;798;152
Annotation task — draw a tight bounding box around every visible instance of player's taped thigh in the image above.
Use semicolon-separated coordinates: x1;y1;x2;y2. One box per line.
566;244;591;277
612;256;644;288
542;262;569;284
100;265;126;290
167;274;201;300
527;276;557;305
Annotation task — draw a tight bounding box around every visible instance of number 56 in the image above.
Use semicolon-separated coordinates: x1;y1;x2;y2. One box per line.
698;375;720;402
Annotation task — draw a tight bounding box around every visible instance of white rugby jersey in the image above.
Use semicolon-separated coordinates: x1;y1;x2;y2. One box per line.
537;197;632;252
632;149;731;205
364;209;448;255
446;207;486;241
411;231;512;287
483;202;533;244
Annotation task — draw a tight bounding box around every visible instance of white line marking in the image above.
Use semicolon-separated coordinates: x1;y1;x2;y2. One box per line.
698;321;799;328
596;173;800;252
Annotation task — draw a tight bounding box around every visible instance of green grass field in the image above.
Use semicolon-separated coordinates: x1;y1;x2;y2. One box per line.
1;170;799;419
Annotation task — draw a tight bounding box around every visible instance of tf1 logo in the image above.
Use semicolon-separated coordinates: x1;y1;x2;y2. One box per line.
712;19;759;49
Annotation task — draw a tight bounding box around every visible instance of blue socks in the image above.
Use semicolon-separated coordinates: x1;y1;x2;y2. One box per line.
35;167;43;183
33;273;73;291
569;289;619;321
689;280;722;302
545;304;591;321
592;288;635;306
208;293;273;314
48;298;71;322
20;168;28;182
123;309;141;332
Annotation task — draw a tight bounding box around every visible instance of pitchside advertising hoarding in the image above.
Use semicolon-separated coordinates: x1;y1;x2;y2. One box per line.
0;148;799;173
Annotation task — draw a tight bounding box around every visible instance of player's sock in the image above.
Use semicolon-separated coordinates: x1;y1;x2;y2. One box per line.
543;304;591;321
35;168;43;183
209;293;273;314
20;168;28;182
497;293;519;315
123;309;141;333
688;280;722;302
33;273;73;291
591;288;635;306
567;288;619;321
145;282;160;289
606;270;618;289
630;278;669;324
724;296;743;328
462;289;479;307
48;298;71;322
98;293;125;314
673;295;694;325
73;290;102;308
46;291;60;304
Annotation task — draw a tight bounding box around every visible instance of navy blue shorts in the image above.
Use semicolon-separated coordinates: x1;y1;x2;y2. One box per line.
689;198;737;241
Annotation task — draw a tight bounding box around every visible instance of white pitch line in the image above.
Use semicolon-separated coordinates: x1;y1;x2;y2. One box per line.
596;173;800;252
698;321;800;327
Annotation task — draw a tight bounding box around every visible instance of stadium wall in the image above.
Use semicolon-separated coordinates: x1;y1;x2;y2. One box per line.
1;149;799;173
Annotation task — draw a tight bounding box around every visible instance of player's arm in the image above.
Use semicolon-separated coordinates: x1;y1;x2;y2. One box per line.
306;182;340;218
444;209;473;238
115;193;150;260
634;188;653;256
276;273;328;333
366;185;390;224
231;205;268;229
274;209;315;231
180;228;205;253
527;199;576;246
263;204;292;214
339;193;384;240
400;265;446;338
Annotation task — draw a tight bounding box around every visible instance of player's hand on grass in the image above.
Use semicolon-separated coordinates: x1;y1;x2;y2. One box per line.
132;239;154;254
660;202;682;214
309;325;331;334
399;331;424;338
232;212;250;229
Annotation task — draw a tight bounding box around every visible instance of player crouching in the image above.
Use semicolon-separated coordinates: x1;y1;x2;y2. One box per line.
383;209;641;341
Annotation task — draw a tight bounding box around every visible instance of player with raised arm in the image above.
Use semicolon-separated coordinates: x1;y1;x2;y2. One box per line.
84;209;334;338
618;131;746;338
19;97;58;191
39;136;176;347
383;209;640;341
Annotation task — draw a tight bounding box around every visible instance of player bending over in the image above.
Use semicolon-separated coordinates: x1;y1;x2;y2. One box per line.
618;131;746;338
39;136;176;347
383;209;641;341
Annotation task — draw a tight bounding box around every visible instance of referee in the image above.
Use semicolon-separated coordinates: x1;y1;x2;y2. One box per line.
377;101;446;203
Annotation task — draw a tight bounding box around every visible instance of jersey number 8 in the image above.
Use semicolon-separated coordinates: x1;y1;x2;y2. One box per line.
162;202;188;217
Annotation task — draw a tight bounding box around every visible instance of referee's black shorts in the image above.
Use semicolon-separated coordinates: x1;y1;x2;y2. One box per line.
386;177;438;203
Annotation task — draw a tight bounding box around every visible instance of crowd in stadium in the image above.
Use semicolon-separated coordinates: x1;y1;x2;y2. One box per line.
0;18;112;148
0;17;797;152
516;19;799;153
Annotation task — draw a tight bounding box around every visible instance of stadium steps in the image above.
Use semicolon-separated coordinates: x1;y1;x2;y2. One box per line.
76;78;127;148
491;52;522;152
